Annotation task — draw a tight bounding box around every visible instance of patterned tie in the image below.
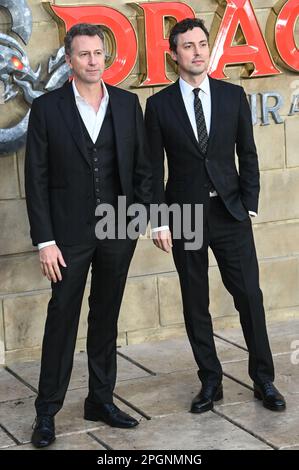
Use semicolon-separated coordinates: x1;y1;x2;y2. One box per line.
193;88;208;154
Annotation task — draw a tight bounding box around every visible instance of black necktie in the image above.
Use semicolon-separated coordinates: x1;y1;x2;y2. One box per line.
193;88;208;154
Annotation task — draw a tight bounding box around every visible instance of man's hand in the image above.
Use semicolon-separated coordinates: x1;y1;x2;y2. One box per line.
39;245;67;282
152;229;173;253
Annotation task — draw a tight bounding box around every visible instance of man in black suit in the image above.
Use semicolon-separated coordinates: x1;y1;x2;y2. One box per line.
25;23;152;448
145;18;285;415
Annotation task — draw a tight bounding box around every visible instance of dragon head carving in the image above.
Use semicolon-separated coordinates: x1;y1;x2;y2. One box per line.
0;33;41;102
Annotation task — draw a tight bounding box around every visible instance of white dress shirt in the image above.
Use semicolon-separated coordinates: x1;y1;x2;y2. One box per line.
38;80;109;250
72;79;109;143
179;75;211;138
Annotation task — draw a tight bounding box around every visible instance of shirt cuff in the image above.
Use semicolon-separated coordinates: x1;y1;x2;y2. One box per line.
248;211;257;217
38;240;56;250
151;225;170;234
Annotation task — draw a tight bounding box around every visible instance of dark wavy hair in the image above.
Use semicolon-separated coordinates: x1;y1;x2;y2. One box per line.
64;23;105;56
169;18;209;53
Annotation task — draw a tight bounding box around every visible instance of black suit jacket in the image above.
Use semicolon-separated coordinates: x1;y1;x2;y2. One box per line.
25;81;152;246
145;77;259;222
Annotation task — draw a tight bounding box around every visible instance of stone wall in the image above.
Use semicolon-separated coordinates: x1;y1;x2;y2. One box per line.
0;0;298;364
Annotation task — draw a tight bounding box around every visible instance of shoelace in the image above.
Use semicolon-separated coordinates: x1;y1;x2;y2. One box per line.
32;415;53;429
106;404;120;415
263;382;275;394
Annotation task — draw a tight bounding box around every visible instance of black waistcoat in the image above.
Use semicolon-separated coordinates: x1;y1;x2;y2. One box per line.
79;103;122;209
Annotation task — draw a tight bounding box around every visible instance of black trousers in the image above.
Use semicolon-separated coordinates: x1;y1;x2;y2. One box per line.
172;196;274;386
35;237;136;416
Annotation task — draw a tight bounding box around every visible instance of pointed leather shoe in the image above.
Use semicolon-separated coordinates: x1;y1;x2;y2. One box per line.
31;415;55;448
190;383;223;413
84;402;139;428
254;382;286;411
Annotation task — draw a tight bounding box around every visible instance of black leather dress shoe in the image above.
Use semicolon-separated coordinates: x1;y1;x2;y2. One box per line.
254;382;286;411
31;415;55;448
84;402;139;428
190;383;223;413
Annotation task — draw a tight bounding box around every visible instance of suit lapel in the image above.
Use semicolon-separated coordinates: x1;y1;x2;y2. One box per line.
57;81;90;167
169;80;200;152
105;84;126;172
169;77;221;158
206;76;220;155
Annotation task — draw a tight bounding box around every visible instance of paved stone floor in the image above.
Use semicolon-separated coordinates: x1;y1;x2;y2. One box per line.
1;319;298;450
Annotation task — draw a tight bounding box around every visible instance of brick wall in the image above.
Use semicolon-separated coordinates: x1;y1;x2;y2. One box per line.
0;0;298;364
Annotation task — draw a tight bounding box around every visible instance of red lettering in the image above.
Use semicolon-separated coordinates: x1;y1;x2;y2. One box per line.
209;0;281;78
47;1;299;86
275;0;299;71
137;2;195;86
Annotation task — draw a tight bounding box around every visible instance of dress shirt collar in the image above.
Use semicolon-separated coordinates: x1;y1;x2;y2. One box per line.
72;79;109;106
179;74;210;99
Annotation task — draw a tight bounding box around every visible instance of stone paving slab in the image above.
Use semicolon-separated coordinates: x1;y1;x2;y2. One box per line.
223;353;299;395
0;428;15;449
115;369;253;418
7;352;150;392
215;319;299;355
0;387;143;445
1;320;298;451
6;432;105;450
119;337;247;375
214;328;247;349
215;393;299;449
0;368;35;402
214;337;248;363
0;395;34;444
92;411;271;450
